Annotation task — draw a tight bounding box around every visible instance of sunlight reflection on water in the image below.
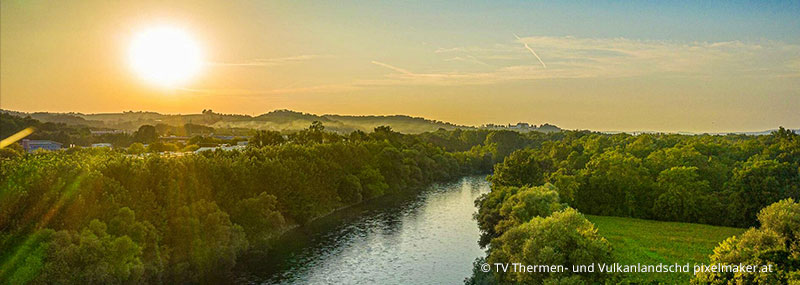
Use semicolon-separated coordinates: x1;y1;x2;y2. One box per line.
238;176;490;284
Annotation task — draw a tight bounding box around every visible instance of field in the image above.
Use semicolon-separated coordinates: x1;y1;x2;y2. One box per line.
586;215;747;284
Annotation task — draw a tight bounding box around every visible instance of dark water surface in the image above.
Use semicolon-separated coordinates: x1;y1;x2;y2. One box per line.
237;176;490;284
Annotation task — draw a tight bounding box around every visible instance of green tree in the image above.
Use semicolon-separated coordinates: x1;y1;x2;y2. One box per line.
484;130;525;160
693;199;800;284
37;220;145;284
488;208;613;284
726;158;800;227
133;125;158;144
127;142;146;154
165;200;248;283
249;130;285;147
651;166;710;222
576;150;653;217
494;184;567;237
230;192;286;247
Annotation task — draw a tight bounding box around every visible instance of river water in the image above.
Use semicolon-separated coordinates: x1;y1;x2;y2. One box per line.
237;175;490;284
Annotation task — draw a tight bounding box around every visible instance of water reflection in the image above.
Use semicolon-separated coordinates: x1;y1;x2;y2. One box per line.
238;176;490;284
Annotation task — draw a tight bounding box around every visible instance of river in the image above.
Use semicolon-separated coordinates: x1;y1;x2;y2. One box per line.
236;175;490;284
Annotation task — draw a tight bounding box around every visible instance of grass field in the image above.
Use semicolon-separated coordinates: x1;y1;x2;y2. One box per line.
586;215;747;284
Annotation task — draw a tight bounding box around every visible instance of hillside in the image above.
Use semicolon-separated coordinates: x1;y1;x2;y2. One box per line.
0;109;562;134
586;215;746;284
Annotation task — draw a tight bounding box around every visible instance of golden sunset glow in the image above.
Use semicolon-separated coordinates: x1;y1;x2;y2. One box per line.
128;26;203;88
1;1;798;132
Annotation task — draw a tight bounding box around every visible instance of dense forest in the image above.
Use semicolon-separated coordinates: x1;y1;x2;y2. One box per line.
467;128;800;284
4;110;800;284
1;116;558;283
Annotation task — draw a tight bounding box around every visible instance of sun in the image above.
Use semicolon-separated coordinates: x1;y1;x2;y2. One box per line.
128;26;203;88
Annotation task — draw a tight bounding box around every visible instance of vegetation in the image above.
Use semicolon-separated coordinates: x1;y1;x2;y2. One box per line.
2;109;562;135
487;128;800;227
487;208;614;284
586;215;745;284
693;199;800;284
468;128;799;284
5;108;799;284
468;183;614;284
0;120;533;283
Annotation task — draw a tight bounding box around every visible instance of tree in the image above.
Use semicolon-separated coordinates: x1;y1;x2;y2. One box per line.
249;130;285;147
726;158;800;227
293;121;326;144
488;208;613;284
576;150;653;217
165;200;248;283
37;220;145;284
146;142;178;153
230;192;286;247
133;125;157;144
692;199;800;284
489;149;552;187
484;130;525;160
494;184;567;237
127;142;146;154
651;166;710;222
0;143;24;159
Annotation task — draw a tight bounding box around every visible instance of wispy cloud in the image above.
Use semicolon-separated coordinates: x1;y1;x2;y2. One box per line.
178;83;358;97
444;55;491;67
397;36;800;86
192;37;800;93
369;60;495;85
208;54;331;67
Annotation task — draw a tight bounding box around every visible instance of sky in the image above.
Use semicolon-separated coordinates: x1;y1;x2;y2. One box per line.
1;0;799;132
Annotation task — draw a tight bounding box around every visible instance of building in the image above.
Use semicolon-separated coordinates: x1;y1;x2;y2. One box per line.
194;145;246;154
21;139;63;153
91;143;113;148
90;129;127;135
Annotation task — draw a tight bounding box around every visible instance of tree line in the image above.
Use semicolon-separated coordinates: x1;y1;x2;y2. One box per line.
0;123;523;284
487;128;800;227
467;128;800;284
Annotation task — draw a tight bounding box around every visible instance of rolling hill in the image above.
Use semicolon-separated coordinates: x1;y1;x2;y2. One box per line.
0;109;562;134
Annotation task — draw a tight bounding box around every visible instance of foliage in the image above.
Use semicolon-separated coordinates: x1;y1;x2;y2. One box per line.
474;184;565;247
692;199;800;284
485;130;800;227
487;208;613;284
0;124;496;283
249;130;285;147
470;128;798;284
133;125;158;144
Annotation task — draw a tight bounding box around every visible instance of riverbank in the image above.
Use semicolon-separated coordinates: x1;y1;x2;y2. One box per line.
235;176;491;284
251;174;488;253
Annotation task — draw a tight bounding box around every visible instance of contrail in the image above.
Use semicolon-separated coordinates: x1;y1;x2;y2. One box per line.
513;33;546;68
371;61;414;75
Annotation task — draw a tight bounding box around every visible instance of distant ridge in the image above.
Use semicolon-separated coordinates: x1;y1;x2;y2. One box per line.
0;109;561;134
601;129;800;136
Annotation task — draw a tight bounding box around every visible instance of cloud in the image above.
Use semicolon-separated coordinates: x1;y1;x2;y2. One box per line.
178;83;359;97
369;60;496;85
400;36;800;85
208;54;331;67
444;55;491;67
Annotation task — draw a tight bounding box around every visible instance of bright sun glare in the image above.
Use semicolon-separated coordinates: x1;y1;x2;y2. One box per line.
128;26;203;88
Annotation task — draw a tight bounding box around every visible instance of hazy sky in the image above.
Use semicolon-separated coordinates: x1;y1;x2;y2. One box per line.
2;0;799;132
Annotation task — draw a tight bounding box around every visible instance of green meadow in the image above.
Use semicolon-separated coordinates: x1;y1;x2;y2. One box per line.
586;215;746;284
